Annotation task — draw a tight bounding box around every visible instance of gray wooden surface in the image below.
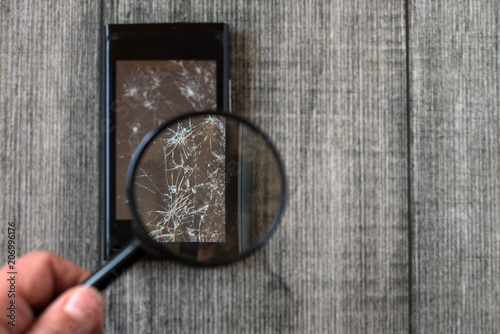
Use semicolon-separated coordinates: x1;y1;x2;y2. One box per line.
409;1;500;332
0;0;497;333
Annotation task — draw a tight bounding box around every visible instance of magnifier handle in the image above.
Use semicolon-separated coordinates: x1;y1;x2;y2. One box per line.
83;238;144;291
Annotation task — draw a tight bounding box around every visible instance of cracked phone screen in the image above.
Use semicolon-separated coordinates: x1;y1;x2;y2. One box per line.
115;60;217;221
132;115;226;243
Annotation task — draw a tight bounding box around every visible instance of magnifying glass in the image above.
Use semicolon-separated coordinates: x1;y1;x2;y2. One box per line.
84;112;286;290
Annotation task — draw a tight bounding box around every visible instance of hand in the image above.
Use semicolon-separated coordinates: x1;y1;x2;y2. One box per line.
0;251;104;334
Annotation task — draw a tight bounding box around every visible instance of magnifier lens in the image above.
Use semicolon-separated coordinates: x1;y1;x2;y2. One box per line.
130;113;285;265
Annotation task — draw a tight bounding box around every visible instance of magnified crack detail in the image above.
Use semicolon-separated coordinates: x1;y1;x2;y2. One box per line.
133;115;226;243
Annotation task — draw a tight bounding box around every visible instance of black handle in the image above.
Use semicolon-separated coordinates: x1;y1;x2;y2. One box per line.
83;238;144;290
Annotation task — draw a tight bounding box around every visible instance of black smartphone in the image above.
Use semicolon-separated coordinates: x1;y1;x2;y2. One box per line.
101;23;230;260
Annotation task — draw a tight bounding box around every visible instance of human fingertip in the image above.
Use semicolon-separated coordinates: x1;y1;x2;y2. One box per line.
63;287;104;332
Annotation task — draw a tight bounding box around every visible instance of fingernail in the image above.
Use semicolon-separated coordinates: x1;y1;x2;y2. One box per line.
64;287;102;321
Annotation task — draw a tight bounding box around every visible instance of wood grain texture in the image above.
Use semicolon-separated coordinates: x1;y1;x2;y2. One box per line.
409;1;500;332
0;0;409;333
103;1;409;333
0;0;101;268
3;0;500;332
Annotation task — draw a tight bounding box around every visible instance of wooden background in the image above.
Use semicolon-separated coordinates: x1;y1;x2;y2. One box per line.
0;0;498;333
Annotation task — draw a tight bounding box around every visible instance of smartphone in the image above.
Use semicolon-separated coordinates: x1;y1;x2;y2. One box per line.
101;23;230;260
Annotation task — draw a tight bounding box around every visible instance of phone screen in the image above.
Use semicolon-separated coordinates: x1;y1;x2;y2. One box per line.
115;60;217;221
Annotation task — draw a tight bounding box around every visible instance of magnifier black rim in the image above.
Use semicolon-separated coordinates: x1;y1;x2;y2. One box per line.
126;110;287;266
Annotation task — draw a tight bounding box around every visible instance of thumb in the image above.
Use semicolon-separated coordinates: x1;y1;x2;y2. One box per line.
26;286;104;334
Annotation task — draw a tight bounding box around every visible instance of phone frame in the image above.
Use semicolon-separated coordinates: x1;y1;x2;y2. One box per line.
100;23;230;260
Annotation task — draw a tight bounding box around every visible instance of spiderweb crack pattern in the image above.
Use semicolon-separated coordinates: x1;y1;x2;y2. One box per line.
134;115;226;243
